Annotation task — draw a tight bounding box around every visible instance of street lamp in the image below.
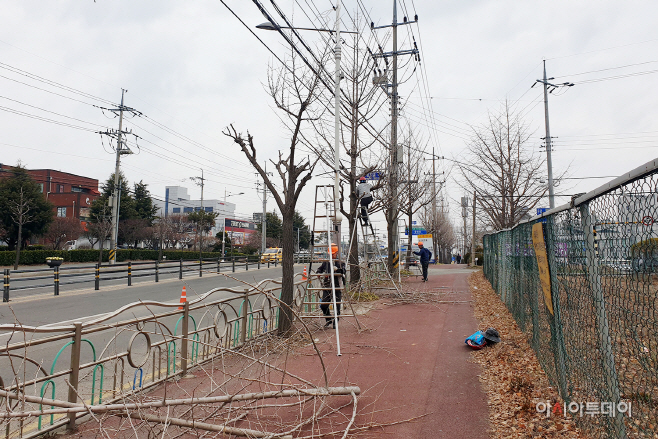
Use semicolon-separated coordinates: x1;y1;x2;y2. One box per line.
256;9;357;232
222;191;244;259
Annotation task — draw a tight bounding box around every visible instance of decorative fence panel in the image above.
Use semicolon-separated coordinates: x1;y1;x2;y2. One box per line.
0;275;306;438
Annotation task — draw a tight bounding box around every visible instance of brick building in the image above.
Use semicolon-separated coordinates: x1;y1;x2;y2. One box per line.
0;165;100;222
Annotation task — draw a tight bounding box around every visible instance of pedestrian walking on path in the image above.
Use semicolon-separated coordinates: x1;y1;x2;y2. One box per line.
413;241;432;281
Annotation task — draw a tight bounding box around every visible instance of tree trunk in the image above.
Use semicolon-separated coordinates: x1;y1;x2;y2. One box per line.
348;218;360;284
387;210;397;274
278;207;295;336
98;234;104;266
406;210;413;265
13;221;22;270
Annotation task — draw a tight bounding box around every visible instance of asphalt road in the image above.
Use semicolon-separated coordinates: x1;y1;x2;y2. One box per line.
3;259;272;300
0;264;299;327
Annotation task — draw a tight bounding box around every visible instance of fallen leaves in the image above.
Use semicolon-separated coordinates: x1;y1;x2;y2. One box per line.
468;270;589;439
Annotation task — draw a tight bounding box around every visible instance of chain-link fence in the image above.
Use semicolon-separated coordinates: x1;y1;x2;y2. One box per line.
483;158;658;439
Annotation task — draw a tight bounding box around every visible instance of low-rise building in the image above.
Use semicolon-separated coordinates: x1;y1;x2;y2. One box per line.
0;164;100;222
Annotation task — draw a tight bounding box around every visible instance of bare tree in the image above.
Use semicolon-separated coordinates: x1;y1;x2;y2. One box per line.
418;207;456;264
458;101;553;230
306;13;388;284
44;217;83;250
9;188;33;269
398;138;436;265
86;204;113;265
223;50;325;335
168;214;192;249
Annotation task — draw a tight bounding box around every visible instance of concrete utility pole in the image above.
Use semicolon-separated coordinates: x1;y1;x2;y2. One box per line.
471;190;476;267
190;169;205;260
260;162;272;254
371;1;418;271
535;61;573;209
100;89;139;265
542;61;555;209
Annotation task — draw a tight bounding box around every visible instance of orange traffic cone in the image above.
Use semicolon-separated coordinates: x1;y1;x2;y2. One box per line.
178;286;187;310
302;266;308;281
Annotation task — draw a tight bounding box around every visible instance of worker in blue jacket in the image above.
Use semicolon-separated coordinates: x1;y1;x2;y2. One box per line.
413;241;432;282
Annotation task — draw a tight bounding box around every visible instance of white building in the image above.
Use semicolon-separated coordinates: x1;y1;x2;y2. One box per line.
154;186;237;236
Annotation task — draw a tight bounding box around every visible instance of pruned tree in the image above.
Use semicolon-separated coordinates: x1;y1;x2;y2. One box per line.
223;48;325;335
458;101;554;230
44;217;83;250
86;203;113;265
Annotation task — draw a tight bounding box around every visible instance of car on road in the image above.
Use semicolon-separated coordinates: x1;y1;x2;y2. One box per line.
260;247;283;263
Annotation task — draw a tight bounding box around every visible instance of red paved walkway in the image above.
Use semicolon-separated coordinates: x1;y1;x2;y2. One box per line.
287;264;490;438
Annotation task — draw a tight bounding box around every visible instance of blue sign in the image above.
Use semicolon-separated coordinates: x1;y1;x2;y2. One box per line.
365;172;380;180
404;226;427;236
536;208;549;224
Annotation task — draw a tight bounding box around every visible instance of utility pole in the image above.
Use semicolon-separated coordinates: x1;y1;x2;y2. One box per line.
371;1;418;272
461;196;468;261
260;162;273;254
535;60;573;209
471;190;476;267
190;169;205;261
542;61;555;209
99;89;139;265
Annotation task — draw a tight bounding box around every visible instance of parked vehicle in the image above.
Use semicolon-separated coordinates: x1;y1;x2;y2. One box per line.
260;247;283;263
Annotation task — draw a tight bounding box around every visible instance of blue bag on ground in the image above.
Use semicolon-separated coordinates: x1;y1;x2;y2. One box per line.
465;331;487;349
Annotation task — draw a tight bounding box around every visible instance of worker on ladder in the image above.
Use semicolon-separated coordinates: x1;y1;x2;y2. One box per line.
317;243;345;328
356;176;373;226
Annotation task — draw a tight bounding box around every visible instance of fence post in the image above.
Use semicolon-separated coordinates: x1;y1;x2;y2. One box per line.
128;262;132;286
3;269;9;302
179;259;183;280
67;322;83;430
240;290;249;344
217;257;220;274
181;301;190;376
95;264;100;291
258;257;260;270
155;260;159;283
199;258;202;278
54;266;60;296
542;217;570;403
232;256;235;273
245;257;249;271
579;203;626;437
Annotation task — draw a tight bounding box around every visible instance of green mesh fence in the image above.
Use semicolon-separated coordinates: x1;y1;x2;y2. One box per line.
483;159;658;439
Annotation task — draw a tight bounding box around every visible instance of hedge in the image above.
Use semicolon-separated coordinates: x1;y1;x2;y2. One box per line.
0;250;226;267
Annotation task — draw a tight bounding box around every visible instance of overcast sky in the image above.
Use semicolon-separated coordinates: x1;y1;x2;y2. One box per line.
2;1;658;238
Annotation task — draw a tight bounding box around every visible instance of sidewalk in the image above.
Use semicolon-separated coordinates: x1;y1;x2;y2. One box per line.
62;264;492;438
284;264;490;438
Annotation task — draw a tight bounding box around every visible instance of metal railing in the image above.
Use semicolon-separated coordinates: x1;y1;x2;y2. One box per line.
483;157;658;439
0;275;307;438
2;254;313;302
